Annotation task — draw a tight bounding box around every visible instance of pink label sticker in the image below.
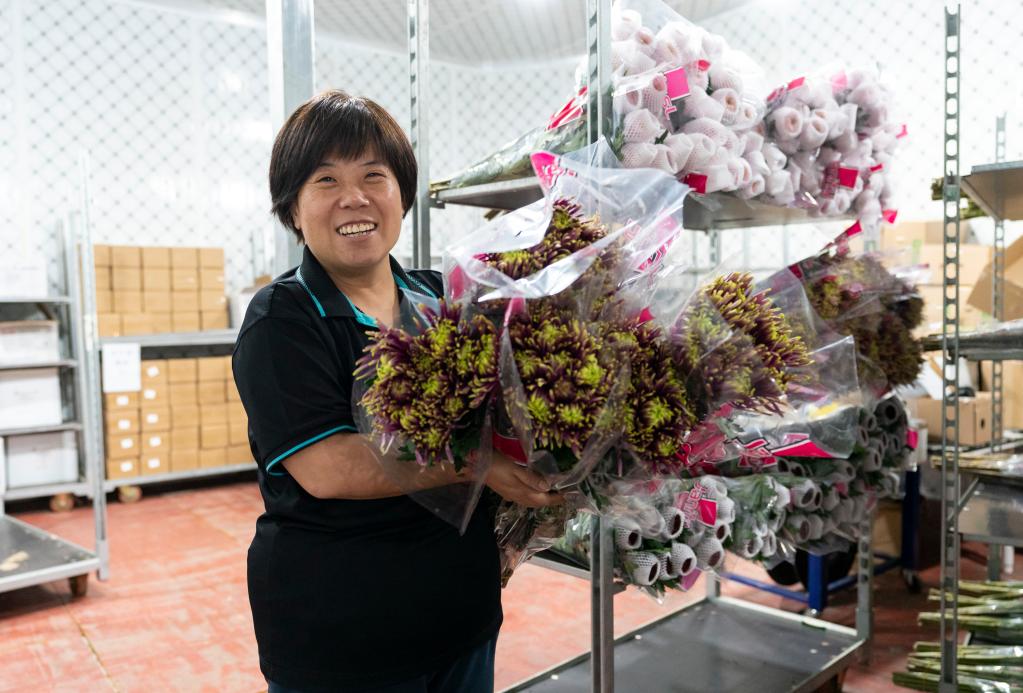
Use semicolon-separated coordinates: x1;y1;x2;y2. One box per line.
771;436;832;459
843;220;863;238
906;429;920;450
870;163;884;172
664;67;691;100
678;483;717;528
547;87;587;131
448;266;467;299
680;568;702;590
838;167;859;188
531;151;572;191
696;59;710;71
896;123;908;138
637;307;655;323
882;209;898;224
831;71;848;93
766;86;784;103
788;76;806;90
491;431;527;463
682;173;708;194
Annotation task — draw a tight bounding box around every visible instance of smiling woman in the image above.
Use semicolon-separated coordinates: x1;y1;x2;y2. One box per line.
231;90;560;693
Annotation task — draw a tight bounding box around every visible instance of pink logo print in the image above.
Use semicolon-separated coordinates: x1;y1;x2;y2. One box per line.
838;167;859;188
677;482;718;528
882;209;898;224
682;173;708;194
906;429;919;450
531;151;573;191
788;76;806;90
843;220;863;238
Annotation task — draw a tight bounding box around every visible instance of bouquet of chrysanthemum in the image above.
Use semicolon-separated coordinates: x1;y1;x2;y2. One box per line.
791;246;923;389
354;301;499;471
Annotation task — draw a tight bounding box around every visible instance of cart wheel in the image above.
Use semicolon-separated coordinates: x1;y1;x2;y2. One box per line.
802;607;821;619
903;569;922;594
69;574;88;598
49;493;74;513
117;485;142;503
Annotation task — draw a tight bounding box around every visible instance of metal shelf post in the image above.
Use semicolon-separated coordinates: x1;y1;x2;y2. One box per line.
939;6;962;690
991;115;1006;451
408;0;430;269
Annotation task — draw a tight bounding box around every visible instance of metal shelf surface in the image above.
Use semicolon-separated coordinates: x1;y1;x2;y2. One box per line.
100;329;239;348
0;296;71;304
0;421;82;437
102;461;256;491
0;516;99;594
0;359;77;371
3;481;89;502
920;320;1023;360
434;177;847;230
961;160;1023;221
959;481;1023;547
508;596;862;692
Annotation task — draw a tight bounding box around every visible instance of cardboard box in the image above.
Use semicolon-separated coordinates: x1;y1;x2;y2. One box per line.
168;381;197;405
968;236;1023;322
97;313;121;337
170;247;199;269
883;220;974;251
171;290;199;313
873;499;903;556
172;313;200;333
141;359;168;385
113;290;143;314
140;385;163;405
229;420;247;446
151;313;173;334
917;243;993;287
201;311;228;331
199;247;225;269
227;401;247;425
105;410;140;434
104;391;139;410
111;245;141;267
6;431;78;488
172;405;200;428
171;427;199;450
201;424;228;448
121;313;152;336
143;268;171;293
226;444;251;464
197;357;225;382
172;268;199;291
106;433;140;460
141;433;168;454
111;266;142;291
140;406;170;432
917;286;985;335
94;266;111;290
140;454;168;476
141;246;171;269
909;392;992;446
96;290;113;313
0;368;63;428
198;380;226;404
170;449;199;472
199;447;226;469
200;291;228;312
93;244;112;266
0;320;60;366
200;403;228;424
106;457;139;480
144;291;171;313
167;358;197;383
200;268;225;290
226;378;241;402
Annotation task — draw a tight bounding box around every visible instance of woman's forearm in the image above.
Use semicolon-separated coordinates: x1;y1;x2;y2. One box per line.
282;433;465;500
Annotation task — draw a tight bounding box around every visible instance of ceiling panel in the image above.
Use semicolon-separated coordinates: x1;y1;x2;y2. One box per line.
157;0;758;64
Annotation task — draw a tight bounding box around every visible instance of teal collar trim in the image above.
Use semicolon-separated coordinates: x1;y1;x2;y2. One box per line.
295;268;326;318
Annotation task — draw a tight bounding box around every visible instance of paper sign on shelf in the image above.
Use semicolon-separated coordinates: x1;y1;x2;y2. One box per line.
101;342;142;393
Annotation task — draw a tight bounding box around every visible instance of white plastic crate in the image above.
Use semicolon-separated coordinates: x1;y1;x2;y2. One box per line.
5;430;78;488
0;368;63;429
0;321;60;366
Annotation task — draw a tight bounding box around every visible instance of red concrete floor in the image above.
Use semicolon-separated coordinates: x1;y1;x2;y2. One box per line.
0;475;1016;692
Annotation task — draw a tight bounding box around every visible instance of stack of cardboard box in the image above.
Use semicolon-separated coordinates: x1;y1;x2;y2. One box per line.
103;357;251;481
93;245;229;337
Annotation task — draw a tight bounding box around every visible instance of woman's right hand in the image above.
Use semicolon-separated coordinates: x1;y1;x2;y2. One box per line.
484;453;563;508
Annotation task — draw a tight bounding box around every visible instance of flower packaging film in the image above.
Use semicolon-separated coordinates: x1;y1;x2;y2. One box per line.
436;0;905;233
354;128;922;595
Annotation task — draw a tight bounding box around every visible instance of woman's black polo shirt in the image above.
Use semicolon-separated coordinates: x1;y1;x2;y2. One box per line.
232;247;502;691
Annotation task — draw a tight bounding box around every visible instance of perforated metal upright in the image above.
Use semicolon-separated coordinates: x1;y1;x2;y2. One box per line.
990;115;1007;450
939;6;962;690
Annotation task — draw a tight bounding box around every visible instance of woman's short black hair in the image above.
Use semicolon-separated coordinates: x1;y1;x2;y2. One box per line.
269;90;417;242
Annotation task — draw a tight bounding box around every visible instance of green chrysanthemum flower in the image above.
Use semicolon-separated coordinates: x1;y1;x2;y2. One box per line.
355;302;498;467
506;300;616;459
675;272;810;419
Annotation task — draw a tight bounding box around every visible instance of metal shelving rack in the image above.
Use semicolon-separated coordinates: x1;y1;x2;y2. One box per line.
935;7;1023;689
0;158;110;595
408;1;872;690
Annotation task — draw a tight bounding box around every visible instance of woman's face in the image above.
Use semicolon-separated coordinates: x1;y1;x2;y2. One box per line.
292;147;403;274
